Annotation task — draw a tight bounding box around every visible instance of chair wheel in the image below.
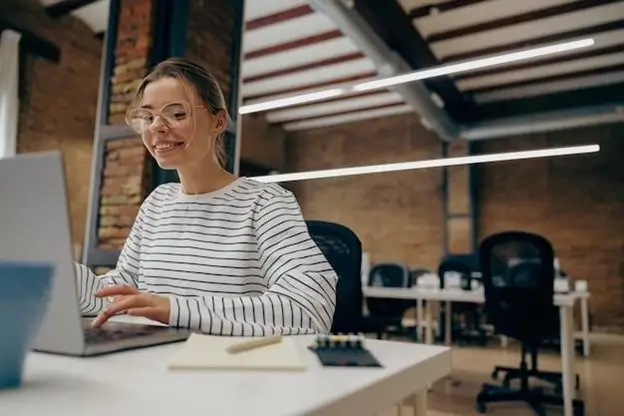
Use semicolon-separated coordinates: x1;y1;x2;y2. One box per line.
475;402;486;413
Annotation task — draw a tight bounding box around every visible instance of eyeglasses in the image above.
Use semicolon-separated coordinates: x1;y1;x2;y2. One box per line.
125;101;210;134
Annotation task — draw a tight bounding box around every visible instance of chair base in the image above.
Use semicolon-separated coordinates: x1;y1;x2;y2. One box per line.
476;383;585;416
492;365;581;393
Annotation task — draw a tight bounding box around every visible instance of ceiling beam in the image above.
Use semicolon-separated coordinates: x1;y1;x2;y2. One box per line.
472;81;624;121
0;23;60;62
44;0;101;18
409;0;488;20
462;103;624;140
351;0;474;123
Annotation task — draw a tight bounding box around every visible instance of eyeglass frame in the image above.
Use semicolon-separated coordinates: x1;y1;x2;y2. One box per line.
124;101;223;135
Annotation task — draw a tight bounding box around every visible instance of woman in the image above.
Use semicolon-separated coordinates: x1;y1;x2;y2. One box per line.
75;57;337;336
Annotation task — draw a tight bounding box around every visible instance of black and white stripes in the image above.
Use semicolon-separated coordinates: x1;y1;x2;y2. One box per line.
75;178;337;336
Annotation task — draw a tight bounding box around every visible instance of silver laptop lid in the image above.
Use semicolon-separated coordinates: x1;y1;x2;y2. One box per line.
0;151;85;354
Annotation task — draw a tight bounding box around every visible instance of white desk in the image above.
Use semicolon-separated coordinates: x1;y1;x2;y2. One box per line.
2;317;452;416
363;286;587;416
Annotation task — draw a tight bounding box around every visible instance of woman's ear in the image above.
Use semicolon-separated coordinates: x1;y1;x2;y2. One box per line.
214;110;227;134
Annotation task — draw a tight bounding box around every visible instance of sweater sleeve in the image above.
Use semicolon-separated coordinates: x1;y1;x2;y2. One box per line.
74;206;144;316
169;189;338;336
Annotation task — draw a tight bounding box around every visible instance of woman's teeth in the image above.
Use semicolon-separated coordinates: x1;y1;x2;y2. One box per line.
154;142;184;153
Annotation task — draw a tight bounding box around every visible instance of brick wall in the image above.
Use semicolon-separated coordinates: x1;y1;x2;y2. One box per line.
241;114;286;171
286;115;624;331
286;114;444;268
97;138;150;249
2;0;102;256
474;124;624;332
185;0;234;105
108;0;154;125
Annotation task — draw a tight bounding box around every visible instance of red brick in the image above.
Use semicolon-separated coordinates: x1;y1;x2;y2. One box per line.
184;0;235;105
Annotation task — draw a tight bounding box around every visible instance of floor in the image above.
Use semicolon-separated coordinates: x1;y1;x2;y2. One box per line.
382;333;624;416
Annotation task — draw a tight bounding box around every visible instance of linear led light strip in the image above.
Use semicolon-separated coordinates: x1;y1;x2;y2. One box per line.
239;38;595;114
251;145;600;183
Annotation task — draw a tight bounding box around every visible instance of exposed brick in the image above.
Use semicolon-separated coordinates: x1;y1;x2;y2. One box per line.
240;114;287;170
1;0;103;256
185;0;234;105
107;0;154;124
96;138;150;248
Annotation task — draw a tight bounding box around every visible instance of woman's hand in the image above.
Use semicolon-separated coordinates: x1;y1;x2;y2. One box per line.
91;285;171;328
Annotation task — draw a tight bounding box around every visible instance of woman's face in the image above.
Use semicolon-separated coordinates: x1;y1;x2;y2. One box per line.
132;77;225;170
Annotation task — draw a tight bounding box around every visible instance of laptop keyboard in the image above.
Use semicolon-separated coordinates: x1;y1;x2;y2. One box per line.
84;322;167;344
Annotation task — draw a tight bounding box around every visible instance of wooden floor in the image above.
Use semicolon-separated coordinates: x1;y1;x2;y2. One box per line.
383;333;624;416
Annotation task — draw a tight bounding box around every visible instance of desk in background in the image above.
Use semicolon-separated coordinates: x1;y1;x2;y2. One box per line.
363;285;588;416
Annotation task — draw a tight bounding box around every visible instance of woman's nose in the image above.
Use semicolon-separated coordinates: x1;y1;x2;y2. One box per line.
149;115;168;133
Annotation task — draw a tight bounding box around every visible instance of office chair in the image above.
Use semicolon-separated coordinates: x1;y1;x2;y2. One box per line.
487;244;581;393
438;253;487;345
365;263;414;339
305;220;363;334
475;231;584;416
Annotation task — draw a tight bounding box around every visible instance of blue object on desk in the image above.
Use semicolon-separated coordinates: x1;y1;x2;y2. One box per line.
0;261;54;389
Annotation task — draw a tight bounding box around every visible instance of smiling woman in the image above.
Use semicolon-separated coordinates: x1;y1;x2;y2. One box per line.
125;58;230;177
73;57;338;336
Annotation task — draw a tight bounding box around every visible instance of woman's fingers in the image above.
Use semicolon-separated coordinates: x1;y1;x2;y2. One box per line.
95;285;138;298
91;294;151;328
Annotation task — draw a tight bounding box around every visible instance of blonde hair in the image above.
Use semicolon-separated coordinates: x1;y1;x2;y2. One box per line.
127;57;229;167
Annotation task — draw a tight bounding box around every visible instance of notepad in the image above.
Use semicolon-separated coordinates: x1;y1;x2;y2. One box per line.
168;333;307;371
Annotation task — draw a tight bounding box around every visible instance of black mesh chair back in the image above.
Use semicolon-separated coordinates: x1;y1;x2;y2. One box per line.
438;253;480;290
479;231;558;341
366;263;412;318
305;220;362;334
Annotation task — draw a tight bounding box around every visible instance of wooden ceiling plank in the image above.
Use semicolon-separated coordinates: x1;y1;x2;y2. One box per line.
440;20;624;62
427;0;618;43
244;30;342;60
455;42;624;81
246;4;313;31
468;62;624;94
243;52;364;83
243;71;377;102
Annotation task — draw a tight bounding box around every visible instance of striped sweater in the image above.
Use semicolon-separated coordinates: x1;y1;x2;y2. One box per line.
74;178;338;336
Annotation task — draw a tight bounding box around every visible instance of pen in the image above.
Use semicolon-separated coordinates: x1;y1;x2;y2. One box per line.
226;335;283;354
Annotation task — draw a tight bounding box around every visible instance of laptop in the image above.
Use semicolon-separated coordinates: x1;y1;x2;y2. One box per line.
0;151;190;356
